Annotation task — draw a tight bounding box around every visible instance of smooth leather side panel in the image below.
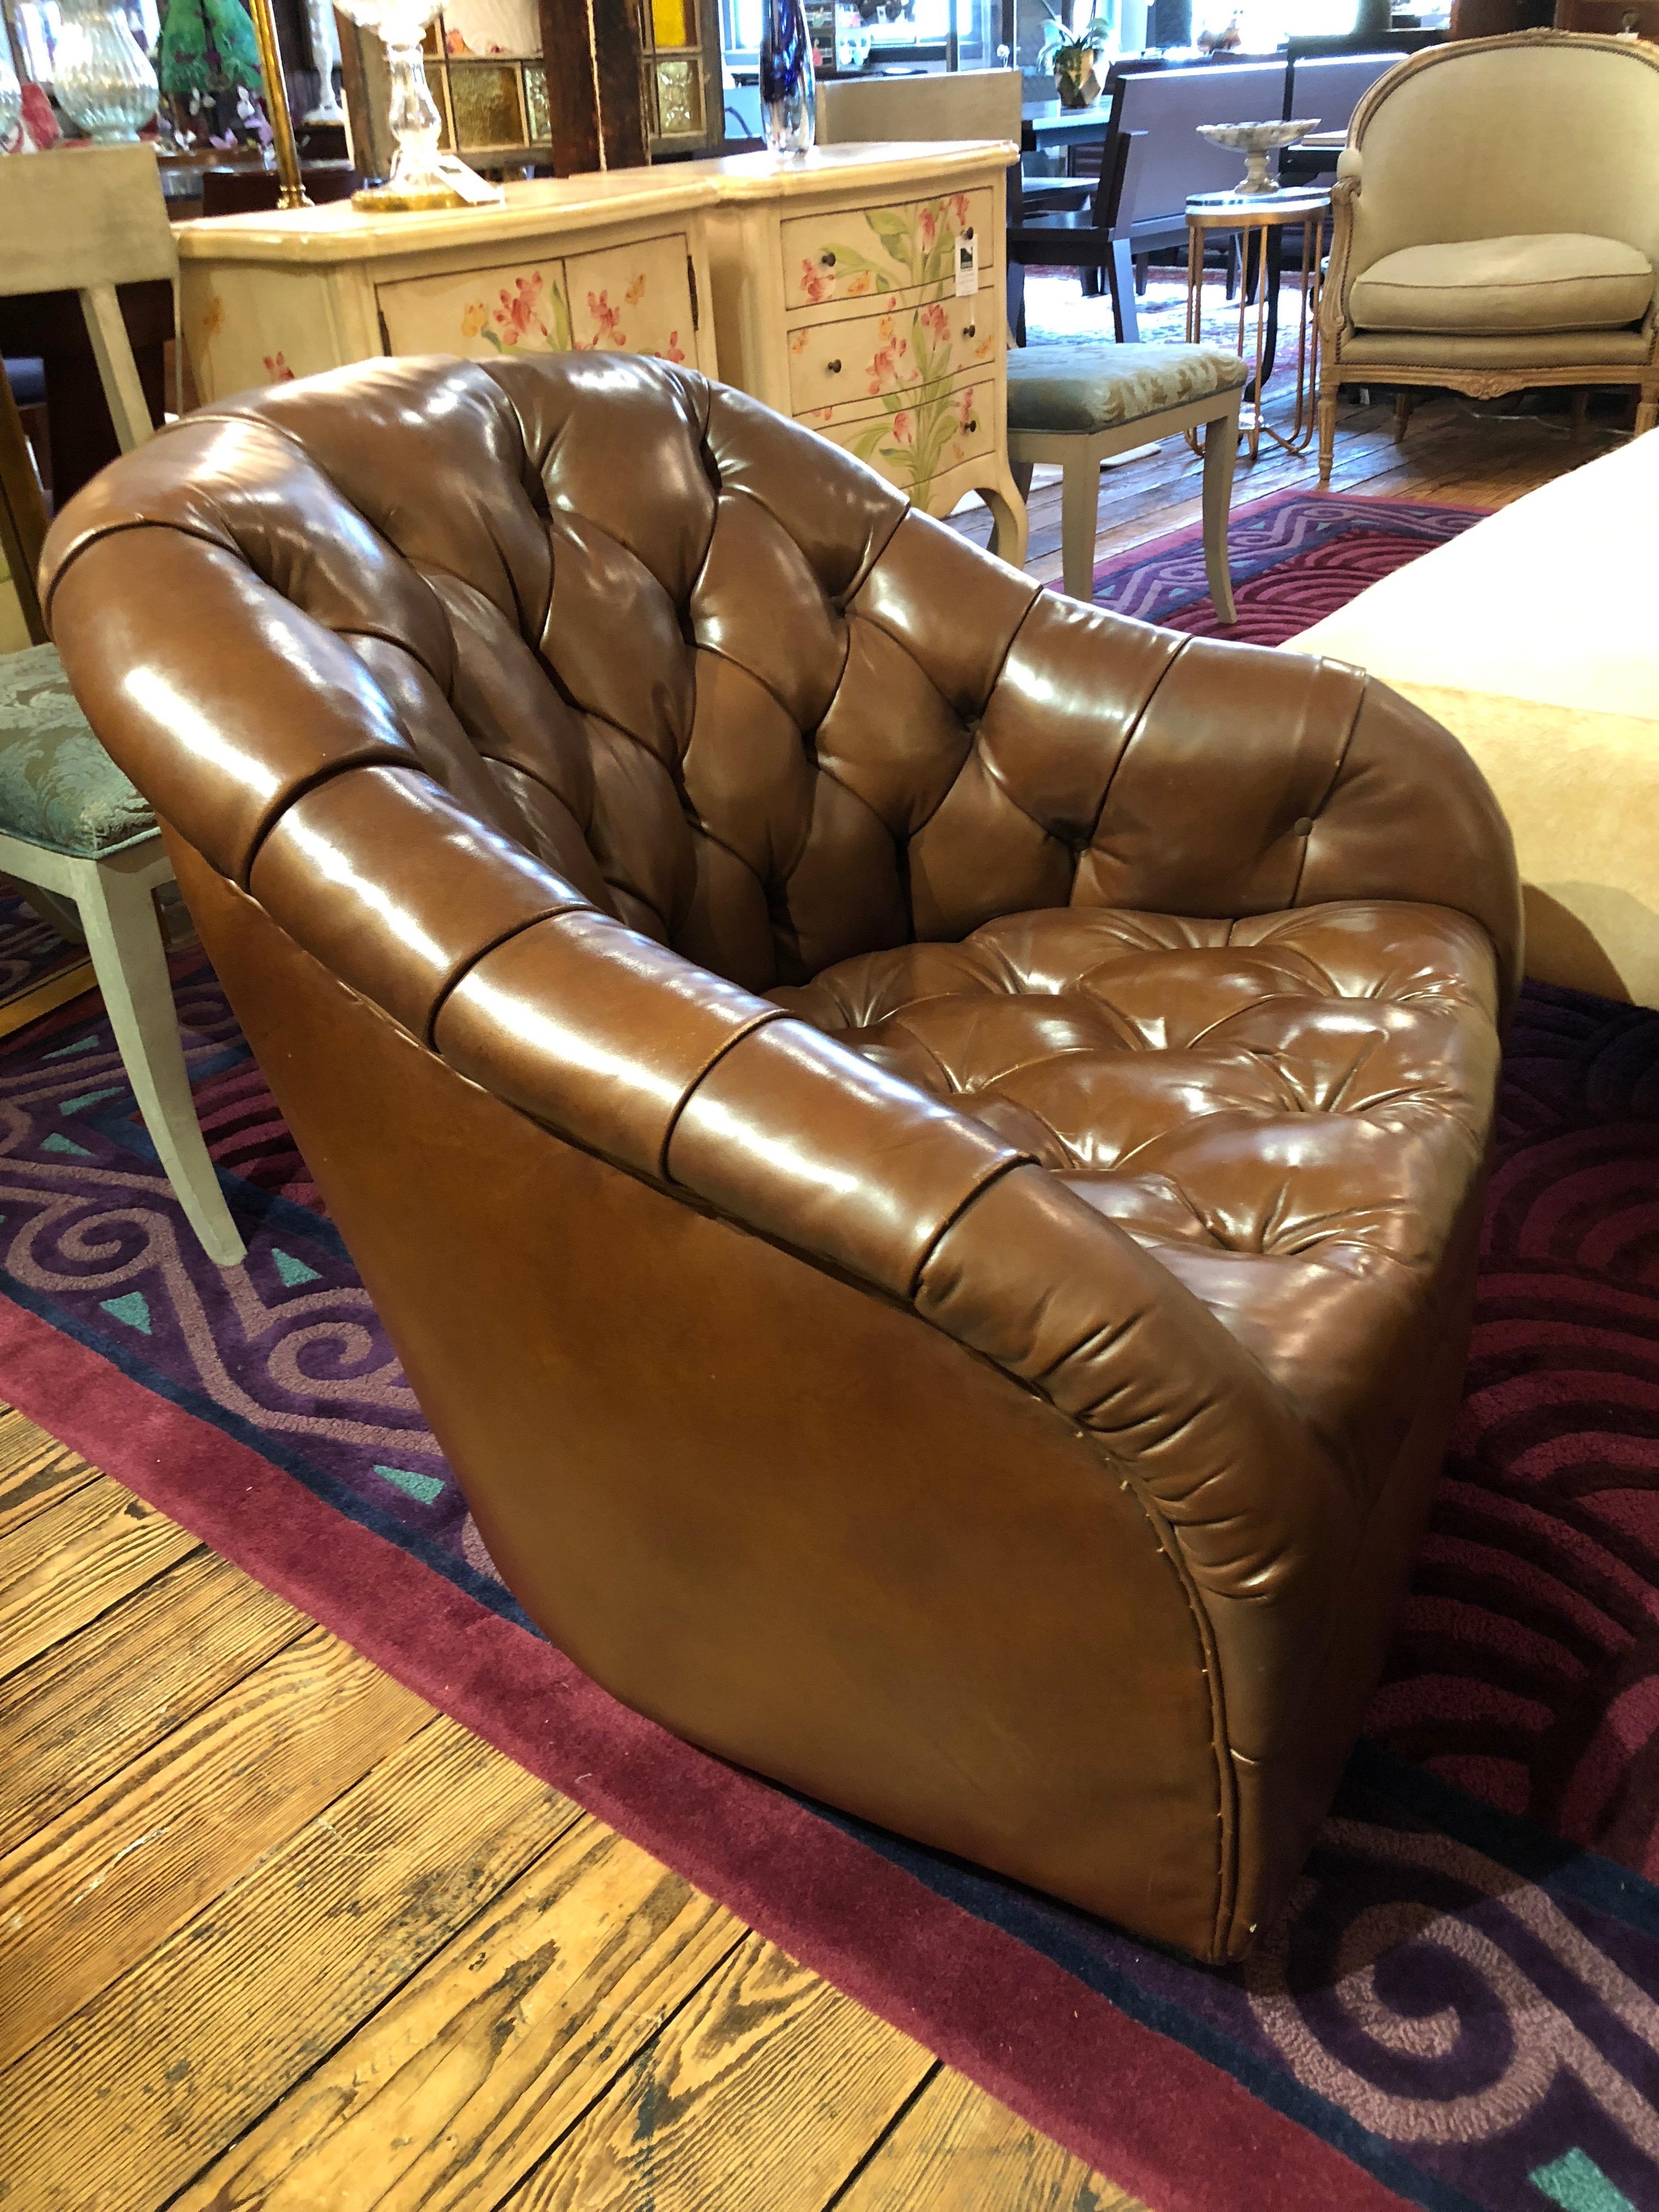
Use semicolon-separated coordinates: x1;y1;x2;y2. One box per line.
171;835;1235;1957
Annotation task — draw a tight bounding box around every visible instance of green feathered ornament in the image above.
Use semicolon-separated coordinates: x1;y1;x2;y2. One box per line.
157;0;264;111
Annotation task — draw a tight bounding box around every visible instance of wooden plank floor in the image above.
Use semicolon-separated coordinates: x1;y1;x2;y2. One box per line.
0;377;1613;2212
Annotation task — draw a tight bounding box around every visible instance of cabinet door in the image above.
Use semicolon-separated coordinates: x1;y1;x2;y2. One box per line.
561;232;697;366
373;230;699;368
378;258;574;360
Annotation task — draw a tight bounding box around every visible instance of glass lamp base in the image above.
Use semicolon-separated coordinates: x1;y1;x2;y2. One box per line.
352;179;469;210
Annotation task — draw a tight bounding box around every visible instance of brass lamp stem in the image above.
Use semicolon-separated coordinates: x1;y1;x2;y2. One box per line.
246;0;311;211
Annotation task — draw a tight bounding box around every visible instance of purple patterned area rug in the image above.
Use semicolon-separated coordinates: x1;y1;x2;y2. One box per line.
2;515;1657;2209
1091;490;1487;641
3;967;1657;2212
0;886;92;1026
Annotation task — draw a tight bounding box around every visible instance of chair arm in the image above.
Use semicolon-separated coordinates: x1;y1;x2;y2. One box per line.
976;588;1524;1019
1320;171;1362;344
436;921;1347;1634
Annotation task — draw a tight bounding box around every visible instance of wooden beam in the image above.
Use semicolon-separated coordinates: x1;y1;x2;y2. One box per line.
538;0;648;174
0;360;48;646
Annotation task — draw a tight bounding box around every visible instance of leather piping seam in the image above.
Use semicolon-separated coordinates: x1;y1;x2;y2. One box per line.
177;405;541;629
243;764;597;1050
654;1007;792;1184
853;574;1041;719
975;579;1043;708
1113;1465;1237;1961
691;633;849;756
894;588;1049;854
666;804;772;907
331;620;455;698
904;1152;1034;1304
1080;635;1190;856
419;900;596;1051
972;733;1084;849
837;498;912;608
893;583;1048;851
236;748;414;892
42;514;242;627
1288;667;1368;909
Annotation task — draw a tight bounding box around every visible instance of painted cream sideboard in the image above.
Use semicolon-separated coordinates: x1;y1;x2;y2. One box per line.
173;144;1026;560
176;170;721;399
702;144;1025;563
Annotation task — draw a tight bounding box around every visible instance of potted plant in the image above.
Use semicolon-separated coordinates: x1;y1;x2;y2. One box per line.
1039;1;1114;108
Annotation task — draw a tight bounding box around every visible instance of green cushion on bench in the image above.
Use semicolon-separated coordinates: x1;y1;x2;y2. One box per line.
1006;341;1248;435
0;645;156;859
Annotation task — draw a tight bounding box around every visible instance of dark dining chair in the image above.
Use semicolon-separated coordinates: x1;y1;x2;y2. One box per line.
1007;128;1147;344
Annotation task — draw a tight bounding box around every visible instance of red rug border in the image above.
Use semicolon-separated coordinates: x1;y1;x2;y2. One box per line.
0;1288;1412;2212
1090;484;1494;588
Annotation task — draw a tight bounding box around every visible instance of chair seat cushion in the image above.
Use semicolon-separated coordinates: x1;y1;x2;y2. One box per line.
774;899;1500;1484
1005;341;1248;435
1348;233;1655;335
0;644;156;858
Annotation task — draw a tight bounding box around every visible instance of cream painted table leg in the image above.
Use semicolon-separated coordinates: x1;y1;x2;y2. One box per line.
71;845;246;1268
1202;393;1242;625
1058;450;1102;602
981;470;1030;572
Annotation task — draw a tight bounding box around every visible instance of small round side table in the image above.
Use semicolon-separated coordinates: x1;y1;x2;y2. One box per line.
1184;187;1331;461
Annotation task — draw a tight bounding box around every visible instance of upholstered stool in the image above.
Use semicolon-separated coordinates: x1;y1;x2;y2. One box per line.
0;646;244;1265
1006;341;1246;613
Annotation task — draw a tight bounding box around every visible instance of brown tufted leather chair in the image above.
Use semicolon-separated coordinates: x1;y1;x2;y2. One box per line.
42;353;1520;1964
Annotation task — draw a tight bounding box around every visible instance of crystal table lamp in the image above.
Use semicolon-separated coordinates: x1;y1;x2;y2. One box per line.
334;0;503;211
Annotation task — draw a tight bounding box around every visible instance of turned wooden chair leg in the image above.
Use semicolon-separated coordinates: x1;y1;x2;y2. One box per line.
1393;390;1415;445
1317;390;1339;487
1201;399;1240;625
1059;450;1102;602
71;853;246;1267
1569;387;1590;437
1634;394;1658;435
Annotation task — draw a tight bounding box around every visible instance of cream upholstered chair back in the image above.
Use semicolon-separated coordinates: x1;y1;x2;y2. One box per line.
814;67;1022;145
1341;33;1659;285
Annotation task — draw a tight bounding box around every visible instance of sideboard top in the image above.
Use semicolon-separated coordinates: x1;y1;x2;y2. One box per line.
173;142;1019;264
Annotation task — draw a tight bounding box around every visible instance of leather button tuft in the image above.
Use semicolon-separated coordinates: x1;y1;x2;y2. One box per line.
1293;816;1314;838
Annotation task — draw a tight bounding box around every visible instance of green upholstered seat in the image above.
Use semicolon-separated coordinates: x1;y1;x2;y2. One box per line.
1006;341;1248;435
0;645;156;859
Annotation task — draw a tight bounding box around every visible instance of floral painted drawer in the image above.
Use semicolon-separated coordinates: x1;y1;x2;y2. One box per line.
780;187;996;313
813;370;996;504
787;295;997;420
375;230;698;366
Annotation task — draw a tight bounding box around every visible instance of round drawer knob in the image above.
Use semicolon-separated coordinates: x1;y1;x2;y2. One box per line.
966;417;978;433
963;323;977;338
963;226;975;241
820;250;836;267
826;358;842;373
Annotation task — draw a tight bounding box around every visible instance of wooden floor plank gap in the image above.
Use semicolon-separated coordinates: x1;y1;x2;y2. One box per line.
816;2058;946;2212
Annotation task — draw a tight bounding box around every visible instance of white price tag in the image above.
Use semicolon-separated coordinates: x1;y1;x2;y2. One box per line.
954;227;979;297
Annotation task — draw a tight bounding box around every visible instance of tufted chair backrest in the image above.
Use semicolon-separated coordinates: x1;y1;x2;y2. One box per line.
41;350;1520;1012
1344;32;1659;281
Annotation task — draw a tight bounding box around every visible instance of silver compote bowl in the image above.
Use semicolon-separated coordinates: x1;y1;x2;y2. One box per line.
1197;118;1320;195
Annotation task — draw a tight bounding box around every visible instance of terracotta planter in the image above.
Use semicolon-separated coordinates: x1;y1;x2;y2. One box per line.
1053;48;1101;107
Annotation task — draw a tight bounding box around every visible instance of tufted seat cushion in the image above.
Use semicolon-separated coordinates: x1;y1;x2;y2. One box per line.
1348;232;1655;334
1005;340;1248;433
39;351;1521;1966
776;899;1498;1482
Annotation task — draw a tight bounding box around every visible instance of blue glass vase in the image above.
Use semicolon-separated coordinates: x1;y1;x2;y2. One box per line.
759;0;815;155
